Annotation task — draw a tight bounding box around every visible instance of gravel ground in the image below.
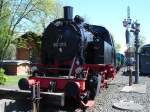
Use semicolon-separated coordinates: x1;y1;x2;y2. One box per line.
88;67;150;112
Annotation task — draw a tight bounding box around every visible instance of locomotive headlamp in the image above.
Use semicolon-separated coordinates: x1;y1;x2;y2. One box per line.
59;47;63;53
75;67;83;74
96;38;100;42
75;59;80;65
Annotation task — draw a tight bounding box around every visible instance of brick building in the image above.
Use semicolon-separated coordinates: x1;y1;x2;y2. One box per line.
1;60;30;75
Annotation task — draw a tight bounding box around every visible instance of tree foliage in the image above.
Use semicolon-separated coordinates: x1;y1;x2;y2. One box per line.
0;0;12;61
0;35;11;61
0;68;7;85
0;0;10;24
0;0;10;34
8;0;63;35
0;0;63;62
15;31;42;62
139;35;145;46
114;41;121;52
15;31;42;49
1;0;63;36
29;0;63;32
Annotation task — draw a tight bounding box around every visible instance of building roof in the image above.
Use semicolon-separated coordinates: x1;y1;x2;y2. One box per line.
0;60;30;65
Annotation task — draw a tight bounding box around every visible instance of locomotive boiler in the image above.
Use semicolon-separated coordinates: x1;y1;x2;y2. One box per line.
18;6;116;108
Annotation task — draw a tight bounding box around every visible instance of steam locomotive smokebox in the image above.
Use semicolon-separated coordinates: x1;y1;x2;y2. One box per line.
64;6;73;20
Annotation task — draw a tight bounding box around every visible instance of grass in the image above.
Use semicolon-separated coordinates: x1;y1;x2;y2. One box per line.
4;75;28;86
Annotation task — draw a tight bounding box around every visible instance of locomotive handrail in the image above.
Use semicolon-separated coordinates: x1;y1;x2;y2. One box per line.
52;18;81;34
140;53;150;56
82;67;89;78
68;57;76;78
45;67;70;71
31;64;70;71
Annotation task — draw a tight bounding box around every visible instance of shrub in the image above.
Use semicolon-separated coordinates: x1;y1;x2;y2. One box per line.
0;68;7;85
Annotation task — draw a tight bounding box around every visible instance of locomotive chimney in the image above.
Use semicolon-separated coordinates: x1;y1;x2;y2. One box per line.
64;6;73;20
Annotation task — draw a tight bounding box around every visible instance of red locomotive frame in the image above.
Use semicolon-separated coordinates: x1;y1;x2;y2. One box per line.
23;61;116;108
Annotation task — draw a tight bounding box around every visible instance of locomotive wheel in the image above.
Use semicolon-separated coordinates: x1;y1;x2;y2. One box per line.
64;81;80;107
18;78;29;90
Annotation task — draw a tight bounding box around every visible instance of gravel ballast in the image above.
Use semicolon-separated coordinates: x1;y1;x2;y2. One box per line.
89;68;150;112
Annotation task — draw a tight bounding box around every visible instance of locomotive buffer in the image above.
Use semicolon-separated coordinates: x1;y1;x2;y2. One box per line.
0;87;65;106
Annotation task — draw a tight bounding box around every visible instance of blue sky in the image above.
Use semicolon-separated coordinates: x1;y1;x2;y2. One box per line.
61;0;150;52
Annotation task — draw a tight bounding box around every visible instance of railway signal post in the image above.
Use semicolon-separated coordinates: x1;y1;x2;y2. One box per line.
131;21;140;84
123;6;133;86
123;6;140;84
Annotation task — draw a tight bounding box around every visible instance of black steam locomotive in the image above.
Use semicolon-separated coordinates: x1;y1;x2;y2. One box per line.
42;7;116;66
19;6;116;108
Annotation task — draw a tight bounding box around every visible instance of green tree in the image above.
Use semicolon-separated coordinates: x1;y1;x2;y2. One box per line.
140;35;145;46
0;35;11;61
8;0;62;35
0;68;7;85
0;0;10;22
15;31;42;62
0;1;8;78
0;0;12;62
16;31;42;49
29;0;63;32
0;0;10;33
114;41;121;52
0;0;63;61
